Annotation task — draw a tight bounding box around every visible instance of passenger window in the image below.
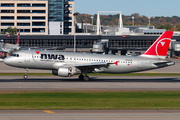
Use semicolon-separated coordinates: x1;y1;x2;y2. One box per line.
17;54;19;57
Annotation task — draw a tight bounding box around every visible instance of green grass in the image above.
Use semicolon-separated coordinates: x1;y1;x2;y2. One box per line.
1;73;180;76
0;91;180;110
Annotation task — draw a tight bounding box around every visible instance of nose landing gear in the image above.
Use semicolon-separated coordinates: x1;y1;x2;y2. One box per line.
23;68;28;79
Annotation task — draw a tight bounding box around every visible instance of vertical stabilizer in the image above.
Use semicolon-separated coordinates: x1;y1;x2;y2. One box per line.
141;31;173;59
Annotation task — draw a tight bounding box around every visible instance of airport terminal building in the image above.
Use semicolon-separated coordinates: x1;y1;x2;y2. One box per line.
1;34;180;56
0;0;74;35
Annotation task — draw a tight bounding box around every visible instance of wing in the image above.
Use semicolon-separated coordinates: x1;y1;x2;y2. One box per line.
52;62;114;72
0;48;7;53
21;47;64;50
75;62;113;72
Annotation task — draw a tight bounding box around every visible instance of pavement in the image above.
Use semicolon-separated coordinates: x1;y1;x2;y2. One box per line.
0;76;180;91
0;110;180;120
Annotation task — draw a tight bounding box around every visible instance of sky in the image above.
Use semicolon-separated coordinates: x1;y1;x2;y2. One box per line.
75;0;180;17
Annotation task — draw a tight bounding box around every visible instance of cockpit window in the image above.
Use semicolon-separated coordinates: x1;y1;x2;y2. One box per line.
11;54;19;57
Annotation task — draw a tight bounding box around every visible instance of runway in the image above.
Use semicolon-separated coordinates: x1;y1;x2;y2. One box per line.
0;110;180;120
0;76;180;91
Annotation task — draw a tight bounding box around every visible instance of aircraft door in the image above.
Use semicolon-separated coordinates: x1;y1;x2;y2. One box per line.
25;53;30;62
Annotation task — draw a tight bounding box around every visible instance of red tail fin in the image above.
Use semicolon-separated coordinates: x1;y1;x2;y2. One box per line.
17;28;20;44
141;31;173;59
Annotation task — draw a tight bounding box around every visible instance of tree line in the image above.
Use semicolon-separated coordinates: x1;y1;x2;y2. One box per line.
76;13;180;31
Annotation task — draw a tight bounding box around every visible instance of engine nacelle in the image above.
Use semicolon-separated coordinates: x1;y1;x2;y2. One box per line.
52;67;78;77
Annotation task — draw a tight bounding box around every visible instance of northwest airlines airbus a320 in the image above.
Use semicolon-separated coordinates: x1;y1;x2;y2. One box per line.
4;31;174;81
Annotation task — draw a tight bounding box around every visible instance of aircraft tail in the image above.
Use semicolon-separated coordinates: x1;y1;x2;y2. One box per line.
141;31;173;59
16;28;20;46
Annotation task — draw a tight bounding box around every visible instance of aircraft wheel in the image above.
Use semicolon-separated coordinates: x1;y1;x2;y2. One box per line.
83;76;89;81
23;75;28;79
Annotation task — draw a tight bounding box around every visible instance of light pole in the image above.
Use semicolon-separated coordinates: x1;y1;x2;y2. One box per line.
132;16;134;26
91;16;94;25
73;13;78;53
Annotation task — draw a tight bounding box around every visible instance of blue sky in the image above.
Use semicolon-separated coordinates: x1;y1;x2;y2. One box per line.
75;0;180;17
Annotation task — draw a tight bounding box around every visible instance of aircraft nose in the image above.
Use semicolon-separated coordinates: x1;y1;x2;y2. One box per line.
3;58;12;65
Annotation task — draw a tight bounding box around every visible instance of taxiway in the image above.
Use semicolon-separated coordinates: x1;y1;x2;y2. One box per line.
0;76;180;91
0;110;180;120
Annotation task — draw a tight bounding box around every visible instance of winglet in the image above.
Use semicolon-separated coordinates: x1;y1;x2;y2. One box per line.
16;28;20;45
141;31;173;59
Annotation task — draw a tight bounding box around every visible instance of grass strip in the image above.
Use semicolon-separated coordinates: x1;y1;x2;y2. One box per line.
0;91;180;110
1;73;180;76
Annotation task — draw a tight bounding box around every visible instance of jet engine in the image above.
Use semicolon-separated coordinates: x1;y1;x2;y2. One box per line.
52;67;80;77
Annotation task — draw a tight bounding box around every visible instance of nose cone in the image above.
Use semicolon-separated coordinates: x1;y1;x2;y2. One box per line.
3;57;12;66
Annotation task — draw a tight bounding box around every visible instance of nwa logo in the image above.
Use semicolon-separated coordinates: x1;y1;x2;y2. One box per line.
41;54;65;60
155;38;171;56
32;51;65;65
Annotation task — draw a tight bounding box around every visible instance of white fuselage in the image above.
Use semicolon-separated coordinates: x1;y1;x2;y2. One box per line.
3;50;175;74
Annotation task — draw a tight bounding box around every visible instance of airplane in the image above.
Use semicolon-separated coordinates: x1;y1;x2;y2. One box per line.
0;28;21;55
3;31;174;81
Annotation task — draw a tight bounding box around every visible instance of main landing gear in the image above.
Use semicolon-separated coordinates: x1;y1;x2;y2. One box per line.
79;73;89;81
23;68;28;79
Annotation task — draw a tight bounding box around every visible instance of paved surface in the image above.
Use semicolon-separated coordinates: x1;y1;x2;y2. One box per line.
0;59;180;73
0;62;51;73
0;110;180;120
1;76;180;91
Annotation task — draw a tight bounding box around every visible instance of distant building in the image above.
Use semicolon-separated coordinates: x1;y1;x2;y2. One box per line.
0;0;74;35
48;0;74;35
